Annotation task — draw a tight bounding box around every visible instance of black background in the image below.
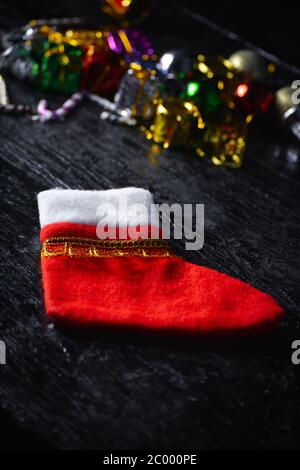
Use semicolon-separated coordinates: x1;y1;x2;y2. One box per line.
182;0;300;69
0;0;299;450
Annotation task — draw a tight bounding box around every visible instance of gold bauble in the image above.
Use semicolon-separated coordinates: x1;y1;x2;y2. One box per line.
275;86;295;117
229;49;268;82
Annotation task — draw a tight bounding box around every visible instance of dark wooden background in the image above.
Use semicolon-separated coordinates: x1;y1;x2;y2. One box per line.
0;0;299;450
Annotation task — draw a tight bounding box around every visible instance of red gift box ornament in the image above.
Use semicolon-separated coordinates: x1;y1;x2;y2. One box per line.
81;44;127;96
38;188;284;333
234;81;274;115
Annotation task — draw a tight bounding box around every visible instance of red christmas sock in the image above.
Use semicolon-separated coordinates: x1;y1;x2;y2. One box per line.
38;188;284;333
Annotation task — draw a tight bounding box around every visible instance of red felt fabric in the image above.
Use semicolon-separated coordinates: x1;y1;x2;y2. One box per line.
40;222;163;242
40;222;284;333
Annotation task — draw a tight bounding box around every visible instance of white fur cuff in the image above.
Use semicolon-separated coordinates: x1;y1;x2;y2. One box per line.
38;188;157;228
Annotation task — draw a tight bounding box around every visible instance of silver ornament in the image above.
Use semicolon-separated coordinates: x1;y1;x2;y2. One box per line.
275;86;300;141
157;49;191;77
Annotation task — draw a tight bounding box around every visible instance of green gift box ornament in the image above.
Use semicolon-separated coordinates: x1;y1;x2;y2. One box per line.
40;42;83;93
183;55;239;119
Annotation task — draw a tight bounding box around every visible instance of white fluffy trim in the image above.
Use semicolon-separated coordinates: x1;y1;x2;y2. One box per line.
38;188;158;228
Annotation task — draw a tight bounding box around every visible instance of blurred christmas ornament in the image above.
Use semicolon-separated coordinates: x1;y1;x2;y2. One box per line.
100;109;137;125
197;112;253;168
107;29;155;61
0;40;35;76
0;19;155;98
157;49;191;98
81;44;127;95
275;86;296;116
25;18;85;36
104;0;135;16
113;62;160;119
0;74;9;105
47;28;109;49
10;55;39;82
40;42;83;93
157;49;191;77
0;16;291;171
6;39;42;82
78;91;137;124
228;49;275;83
191;54;238;112
143;97;205;149
234;80;274;115
1;18;86;53
101;0;151;25
275;86;300;141
184;78;222;119
36;92;84;122
160;77;181;98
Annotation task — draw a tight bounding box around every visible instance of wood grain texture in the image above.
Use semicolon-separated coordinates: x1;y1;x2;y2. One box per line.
0;0;299;449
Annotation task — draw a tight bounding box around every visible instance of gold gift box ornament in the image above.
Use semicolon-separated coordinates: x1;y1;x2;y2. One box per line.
143;97;205;149
196;113;253;168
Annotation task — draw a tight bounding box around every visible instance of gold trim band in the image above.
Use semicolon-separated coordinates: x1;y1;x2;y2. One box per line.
41;237;173;258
